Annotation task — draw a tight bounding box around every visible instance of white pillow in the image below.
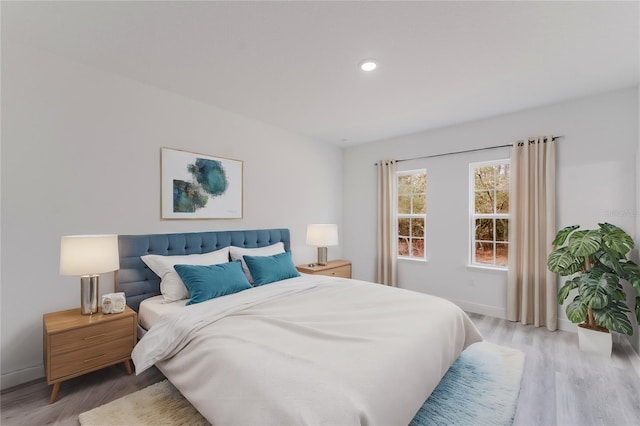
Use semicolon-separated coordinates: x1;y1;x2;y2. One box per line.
229;242;285;283
141;247;230;302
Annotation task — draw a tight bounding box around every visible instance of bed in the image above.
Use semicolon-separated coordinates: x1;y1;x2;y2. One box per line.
119;228;482;426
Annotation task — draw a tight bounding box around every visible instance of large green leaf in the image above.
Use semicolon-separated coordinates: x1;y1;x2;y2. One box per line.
558;277;579;304
611;282;627;301
566;296;588;324
578;267;604;283
598;222;630;235
578;270;617;309
627;275;640;294
622;261;640;293
620;261;640;275
551;225;580;247
599;271;620;287
593;301;633;335
547;247;582;275
596;272;620;307
599;223;634;256
595;248;625;275
567;230;601;257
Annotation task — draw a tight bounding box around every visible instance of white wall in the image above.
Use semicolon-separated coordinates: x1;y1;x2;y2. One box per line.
0;43;343;389
344;88;638;334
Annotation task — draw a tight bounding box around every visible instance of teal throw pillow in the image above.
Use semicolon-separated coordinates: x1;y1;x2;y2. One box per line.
243;251;301;286
174;260;251;305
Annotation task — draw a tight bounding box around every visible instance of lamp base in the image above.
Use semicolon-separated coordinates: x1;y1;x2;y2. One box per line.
80;275;99;315
317;247;328;266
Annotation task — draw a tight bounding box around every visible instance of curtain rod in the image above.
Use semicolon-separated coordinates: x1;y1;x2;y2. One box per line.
374;135;563;165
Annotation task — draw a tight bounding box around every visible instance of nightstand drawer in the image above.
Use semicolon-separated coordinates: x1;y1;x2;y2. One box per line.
50;316;134;356
315;264;351;278
50;336;133;380
296;260;352;279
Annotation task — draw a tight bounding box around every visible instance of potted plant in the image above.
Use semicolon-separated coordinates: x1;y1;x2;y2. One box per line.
547;223;640;355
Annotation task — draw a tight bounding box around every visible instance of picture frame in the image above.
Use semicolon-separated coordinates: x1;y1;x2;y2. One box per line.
161;148;243;219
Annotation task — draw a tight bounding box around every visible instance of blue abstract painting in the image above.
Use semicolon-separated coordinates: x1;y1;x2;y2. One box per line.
162;148;242;219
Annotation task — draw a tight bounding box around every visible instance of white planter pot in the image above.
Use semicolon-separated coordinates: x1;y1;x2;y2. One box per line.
577;325;612;356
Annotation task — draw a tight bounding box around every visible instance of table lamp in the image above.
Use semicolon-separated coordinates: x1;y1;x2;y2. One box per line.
60;234;119;315
306;224;338;266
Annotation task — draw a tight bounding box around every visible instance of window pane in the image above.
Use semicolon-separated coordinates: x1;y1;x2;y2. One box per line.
398;175;412;195
474;166;495;189
496;164;510;189
411;218;425;237
412;239;425;258
475;218;493;241
496;243;508;266
496;219;509;241
475;191;494;214
412;194;426;214
413;173;426;194
475;242;494;265
398;218;410;236
496;190;509;213
398;237;409;256
398;195;411;214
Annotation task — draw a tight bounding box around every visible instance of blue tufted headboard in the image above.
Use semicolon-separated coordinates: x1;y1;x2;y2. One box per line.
117;228;291;312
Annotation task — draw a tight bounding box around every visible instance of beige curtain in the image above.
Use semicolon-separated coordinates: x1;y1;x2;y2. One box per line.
376;160;397;286
507;136;557;330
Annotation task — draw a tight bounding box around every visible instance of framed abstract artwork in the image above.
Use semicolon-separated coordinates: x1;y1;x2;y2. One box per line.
161;148;243;219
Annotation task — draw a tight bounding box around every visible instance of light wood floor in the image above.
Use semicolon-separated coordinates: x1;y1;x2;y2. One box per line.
2;314;640;426
469;313;640;426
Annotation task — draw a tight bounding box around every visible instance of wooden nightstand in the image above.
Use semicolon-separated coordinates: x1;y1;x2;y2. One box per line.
296;259;352;279
43;306;136;403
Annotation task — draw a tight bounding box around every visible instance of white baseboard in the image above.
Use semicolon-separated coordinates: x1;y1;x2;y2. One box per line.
448;298;507;319
1;365;44;391
456;303;581;335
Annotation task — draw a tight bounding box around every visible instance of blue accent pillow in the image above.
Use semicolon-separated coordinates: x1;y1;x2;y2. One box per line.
243;251;301;286
174;260;251;305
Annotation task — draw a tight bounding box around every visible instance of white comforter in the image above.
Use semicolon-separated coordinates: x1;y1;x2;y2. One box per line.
132;275;482;426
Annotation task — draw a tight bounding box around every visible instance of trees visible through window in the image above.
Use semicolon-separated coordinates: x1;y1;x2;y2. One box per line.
397;170;426;260
470;160;510;268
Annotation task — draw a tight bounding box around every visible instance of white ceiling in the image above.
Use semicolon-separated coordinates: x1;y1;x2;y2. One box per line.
3;1;639;146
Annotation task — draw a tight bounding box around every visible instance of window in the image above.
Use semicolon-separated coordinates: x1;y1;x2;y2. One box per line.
397;169;426;260
470;160;510;268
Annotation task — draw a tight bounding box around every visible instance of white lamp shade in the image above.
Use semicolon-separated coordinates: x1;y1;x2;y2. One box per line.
306;224;339;247
60;234;119;276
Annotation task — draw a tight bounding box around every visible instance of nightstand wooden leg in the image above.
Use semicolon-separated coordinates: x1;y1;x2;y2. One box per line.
123;359;132;375
49;382;60;404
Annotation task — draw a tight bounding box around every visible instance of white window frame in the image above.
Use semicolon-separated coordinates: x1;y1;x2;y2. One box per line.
469;159;510;269
397;169;427;261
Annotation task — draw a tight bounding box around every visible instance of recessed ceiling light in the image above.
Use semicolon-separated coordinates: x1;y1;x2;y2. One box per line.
360;60;377;72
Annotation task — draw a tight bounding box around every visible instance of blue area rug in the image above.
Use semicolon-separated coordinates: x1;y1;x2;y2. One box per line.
411;342;525;426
